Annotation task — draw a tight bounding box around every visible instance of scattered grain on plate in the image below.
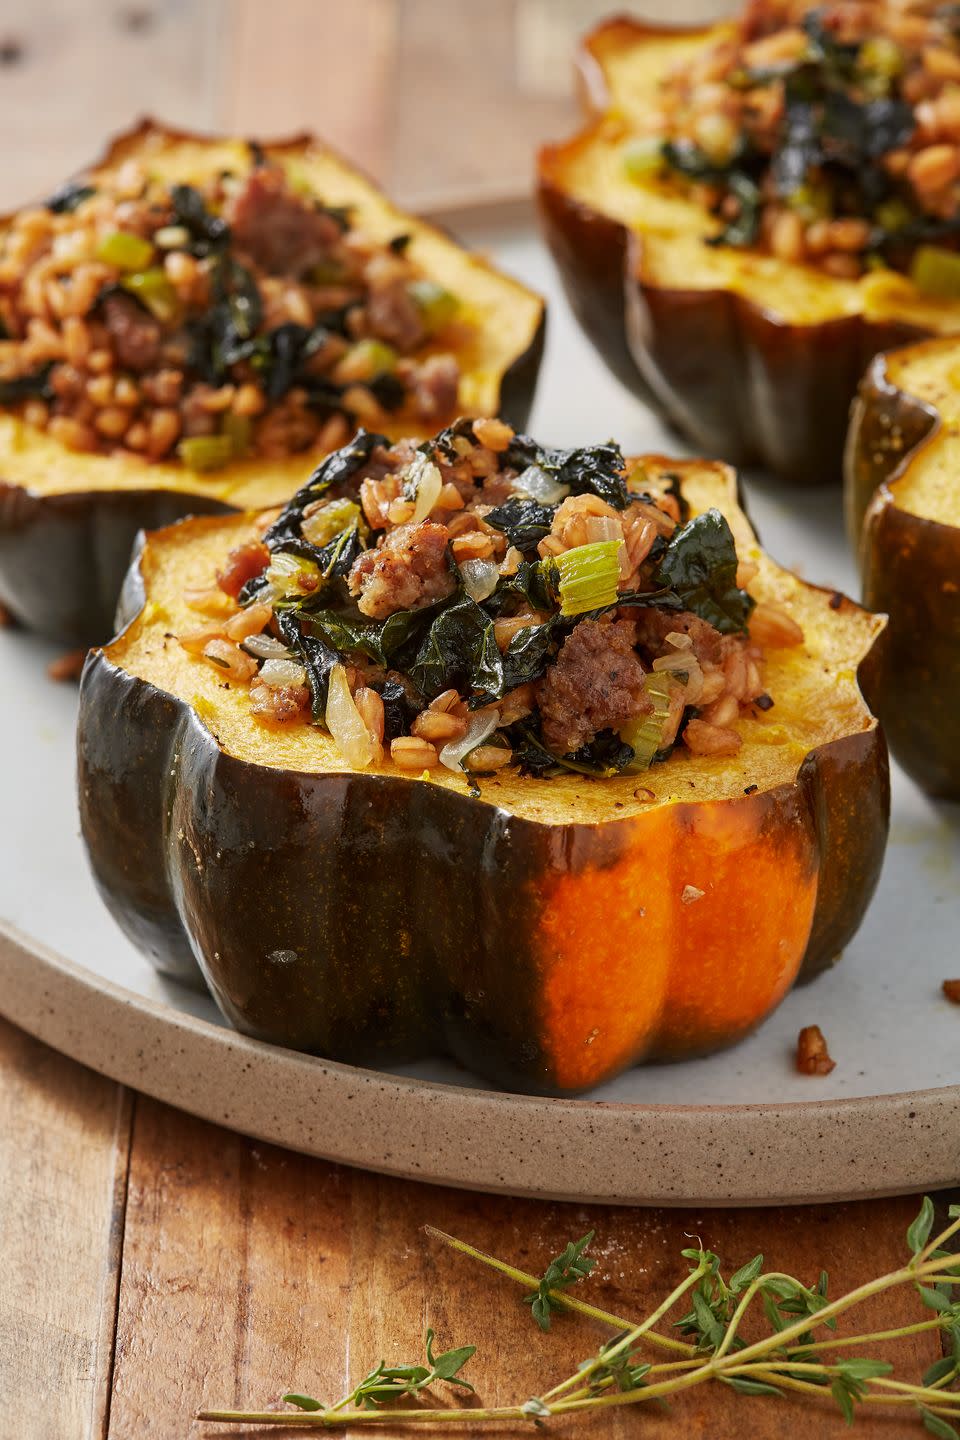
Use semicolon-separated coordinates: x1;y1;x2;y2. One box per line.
796;1024;836;1076
47;647;87;682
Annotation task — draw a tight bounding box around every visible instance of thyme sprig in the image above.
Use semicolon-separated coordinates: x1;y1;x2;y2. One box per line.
198;1198;960;1432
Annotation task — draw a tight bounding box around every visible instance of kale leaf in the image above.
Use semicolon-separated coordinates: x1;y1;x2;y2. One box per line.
707;172;762;248
264;431;388;546
469;616;558;706
379;675;424;740
306;606;436;668
408;595;499;701
45;180;95;214
483;497;556;551
274;609;338;721
509;721;635;778
505;437;630;510
654;509;754;634
170;183;230;254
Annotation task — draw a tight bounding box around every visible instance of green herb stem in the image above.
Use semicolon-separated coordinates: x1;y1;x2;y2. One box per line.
541;1261;709;1402
423;1225;693;1355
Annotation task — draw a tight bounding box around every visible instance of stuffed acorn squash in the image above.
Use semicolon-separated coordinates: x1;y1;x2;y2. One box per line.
846;335;960;798
0;122;544;642
78;421;888;1095
538;6;960;486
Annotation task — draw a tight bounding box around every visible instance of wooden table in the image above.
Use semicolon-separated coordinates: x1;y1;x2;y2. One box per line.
3;1013;953;1438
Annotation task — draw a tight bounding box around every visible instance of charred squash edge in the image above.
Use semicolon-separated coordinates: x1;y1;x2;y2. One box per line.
76;459;889;1095
0;119;545;643
536;16;948;487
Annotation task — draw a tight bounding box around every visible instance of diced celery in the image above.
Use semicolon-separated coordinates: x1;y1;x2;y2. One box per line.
622;673;674;773
335;338;397;384
911;246;960;299
408;279;460;333
874;197;912;234
177;434;235;472
787;181;832;220
622;137;664;182
96;230;155;271
120;268;178;322
860;35;903;79
222;412;252;458
552;540;621;617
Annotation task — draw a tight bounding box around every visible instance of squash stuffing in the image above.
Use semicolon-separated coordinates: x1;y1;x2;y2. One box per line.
0;121;544;642
538;2;960;484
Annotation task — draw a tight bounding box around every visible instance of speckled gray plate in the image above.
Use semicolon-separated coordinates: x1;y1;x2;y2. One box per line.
1;199;959;1206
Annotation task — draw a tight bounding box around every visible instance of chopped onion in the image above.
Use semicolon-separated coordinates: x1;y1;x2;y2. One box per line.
512;464;569;506
403;452;444;523
259;658;307;689
652;649;704;703
325;663;377;768
241;634;292;660
439;709;500;773
460;557;500;603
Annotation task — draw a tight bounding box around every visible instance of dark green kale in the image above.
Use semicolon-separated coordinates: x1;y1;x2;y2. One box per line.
654;509;754;634
274;610;338;721
483;497;556;551
509;722;635;778
707;173;762;247
306;606;438;668
663;472;691;523
263;430;387;547
504;437;631;509
0;363;53;404
470;617;559;706
408;596;500;701
45;179;96;214
379;675;424;740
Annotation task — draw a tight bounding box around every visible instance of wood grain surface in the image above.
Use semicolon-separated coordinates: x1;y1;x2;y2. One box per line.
1;1015;953;1440
0;0;737;213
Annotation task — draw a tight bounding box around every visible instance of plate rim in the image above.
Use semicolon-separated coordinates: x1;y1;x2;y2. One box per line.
4;918;957;1207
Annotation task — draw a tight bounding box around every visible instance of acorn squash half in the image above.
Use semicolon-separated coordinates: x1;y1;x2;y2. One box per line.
846;336;960;798
77;454;888;1096
0;121;545;643
537;17;960;486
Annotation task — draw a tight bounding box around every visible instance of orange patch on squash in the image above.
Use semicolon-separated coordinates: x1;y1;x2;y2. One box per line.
535;794;818;1090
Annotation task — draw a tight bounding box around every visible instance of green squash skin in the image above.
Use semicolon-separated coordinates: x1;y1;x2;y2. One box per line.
843;350;939;548
0;482;236;644
78;640;888;1092
793;721;890;980
77;545;890;1093
625;253;923;487
862;493;960;800
77;653;204;986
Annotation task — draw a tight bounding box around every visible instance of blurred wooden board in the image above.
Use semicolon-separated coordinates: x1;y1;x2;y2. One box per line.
0;1015;952;1439
0;0;736;212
